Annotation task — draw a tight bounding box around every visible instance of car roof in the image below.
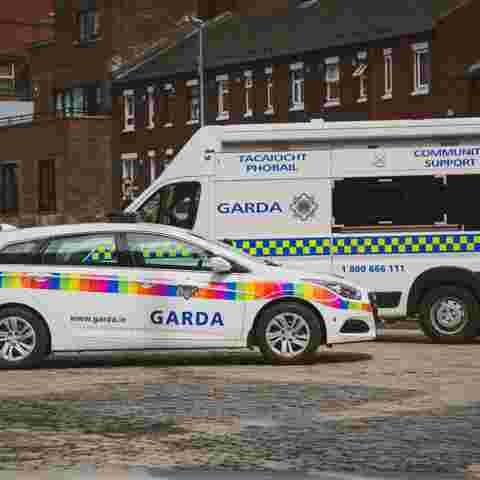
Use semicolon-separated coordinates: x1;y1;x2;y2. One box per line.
0;222;195;246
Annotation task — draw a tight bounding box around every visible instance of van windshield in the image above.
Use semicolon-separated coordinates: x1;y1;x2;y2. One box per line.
136;181;201;230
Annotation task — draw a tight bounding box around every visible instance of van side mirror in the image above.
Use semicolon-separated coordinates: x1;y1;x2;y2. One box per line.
206;256;232;273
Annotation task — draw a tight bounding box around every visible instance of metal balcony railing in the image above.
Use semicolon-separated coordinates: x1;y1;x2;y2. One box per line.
0;110;109;128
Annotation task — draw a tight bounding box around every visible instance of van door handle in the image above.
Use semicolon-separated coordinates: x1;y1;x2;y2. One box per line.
28;273;50;282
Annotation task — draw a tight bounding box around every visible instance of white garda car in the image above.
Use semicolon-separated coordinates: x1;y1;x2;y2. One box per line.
0;223;379;368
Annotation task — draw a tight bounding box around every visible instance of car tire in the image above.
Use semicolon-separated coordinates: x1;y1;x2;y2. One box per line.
418;285;478;342
0;307;49;368
256;302;323;364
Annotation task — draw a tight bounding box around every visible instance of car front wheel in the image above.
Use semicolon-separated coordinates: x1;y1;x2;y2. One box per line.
0;307;49;368
256;302;323;364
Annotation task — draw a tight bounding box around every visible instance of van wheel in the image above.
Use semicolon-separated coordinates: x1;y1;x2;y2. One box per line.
418;286;478;342
256;302;323;364
0;307;49;368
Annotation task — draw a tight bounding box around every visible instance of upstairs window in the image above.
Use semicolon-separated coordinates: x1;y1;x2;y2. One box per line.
0;63;15;97
244;70;253;118
147;86;155;129
412;42;431;95
352;51;367;103
163;83;175;127
324;57;340;107
289;62;304;111
123;90;135;132
216;74;230;121
265;66;274;115
186;79;200;125
383;48;393;99
78;9;100;42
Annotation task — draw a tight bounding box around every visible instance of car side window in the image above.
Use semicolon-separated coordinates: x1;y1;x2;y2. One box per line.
0;241;39;265
136;181;201;230
126;234;212;271
42;235;118;266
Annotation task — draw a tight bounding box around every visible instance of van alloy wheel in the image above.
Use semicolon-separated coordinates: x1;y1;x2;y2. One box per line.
430;297;467;336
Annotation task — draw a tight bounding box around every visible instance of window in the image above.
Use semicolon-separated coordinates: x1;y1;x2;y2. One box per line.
126;234;211;271
244;71;253;117
265;66;274;114
0;163;18;214
147;86;155;129
43;234;118;266
186;79;200;124
163;83;175;127
136;181;201;229
352;52;367;103
123;90;135;132
38;159;56;213
121;153;140;205
0;63;15;96
216;75;230;121
0;241;38;265
383;48;393;99
145;150;160;187
412;42;430;95
325;57;340;106
78;10;100;42
289;62;304;111
333;176;445;228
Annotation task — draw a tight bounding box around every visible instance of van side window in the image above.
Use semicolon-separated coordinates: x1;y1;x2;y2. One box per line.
136;181;201;230
0;241;39;265
333;176;445;227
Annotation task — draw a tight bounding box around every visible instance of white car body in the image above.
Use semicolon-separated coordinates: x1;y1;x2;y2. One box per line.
0;223;376;361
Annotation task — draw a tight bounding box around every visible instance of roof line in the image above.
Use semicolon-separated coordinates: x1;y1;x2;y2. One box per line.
114;11;233;80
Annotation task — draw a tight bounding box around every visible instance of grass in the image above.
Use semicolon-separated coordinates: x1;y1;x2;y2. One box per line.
189;432;274;466
0;399;178;435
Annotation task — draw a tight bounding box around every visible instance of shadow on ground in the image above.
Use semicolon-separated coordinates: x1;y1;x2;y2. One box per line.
29;350;373;370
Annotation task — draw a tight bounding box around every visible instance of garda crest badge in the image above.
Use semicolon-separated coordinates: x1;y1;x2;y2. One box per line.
290;193;318;221
176;285;199;300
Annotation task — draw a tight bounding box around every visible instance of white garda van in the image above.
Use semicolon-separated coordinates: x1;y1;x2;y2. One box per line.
125;117;480;342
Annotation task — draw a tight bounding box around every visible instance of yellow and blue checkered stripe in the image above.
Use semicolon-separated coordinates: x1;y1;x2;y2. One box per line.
226;233;480;257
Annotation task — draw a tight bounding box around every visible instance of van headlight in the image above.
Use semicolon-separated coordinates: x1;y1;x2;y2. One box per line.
304;279;363;301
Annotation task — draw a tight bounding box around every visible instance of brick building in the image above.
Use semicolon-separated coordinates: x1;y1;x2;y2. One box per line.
0;0;54;103
112;0;478;204
0;0;478;226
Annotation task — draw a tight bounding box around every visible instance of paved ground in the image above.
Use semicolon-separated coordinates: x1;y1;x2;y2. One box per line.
0;328;479;477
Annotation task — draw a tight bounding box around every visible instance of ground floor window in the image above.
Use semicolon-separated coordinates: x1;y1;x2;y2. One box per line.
38;158;56;213
0;162;18;213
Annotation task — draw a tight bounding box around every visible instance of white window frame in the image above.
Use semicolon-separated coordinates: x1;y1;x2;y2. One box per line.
122;89;135;132
186;79;200;125
324;56;340;107
244;70;253;118
147;86;155;129
163;83;174;127
382;48;393;100
121;152;138;201
289;62;304;111
411;42;430;96
0;63;15;95
147;150;156;184
352;51;368;103
265;66;274;115
216;74;230;121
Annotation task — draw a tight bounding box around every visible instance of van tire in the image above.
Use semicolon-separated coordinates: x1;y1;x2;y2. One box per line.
0;307;49;369
418;286;478;342
256;302;323;364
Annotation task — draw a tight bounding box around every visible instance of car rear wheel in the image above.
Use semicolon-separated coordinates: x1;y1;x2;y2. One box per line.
418;285;478;342
0;307;49;368
256;302;323;364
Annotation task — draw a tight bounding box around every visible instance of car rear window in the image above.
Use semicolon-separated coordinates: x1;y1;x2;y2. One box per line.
0;241;39;265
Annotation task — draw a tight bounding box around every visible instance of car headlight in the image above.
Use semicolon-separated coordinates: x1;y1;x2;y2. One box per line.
304;279;363;301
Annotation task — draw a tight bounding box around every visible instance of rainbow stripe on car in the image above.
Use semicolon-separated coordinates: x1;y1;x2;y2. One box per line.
0;272;371;312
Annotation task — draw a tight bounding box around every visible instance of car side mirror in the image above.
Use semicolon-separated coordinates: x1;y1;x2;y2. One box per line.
206;256;232;273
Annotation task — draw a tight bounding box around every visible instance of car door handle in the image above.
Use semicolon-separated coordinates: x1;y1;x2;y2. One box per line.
28;273;50;281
